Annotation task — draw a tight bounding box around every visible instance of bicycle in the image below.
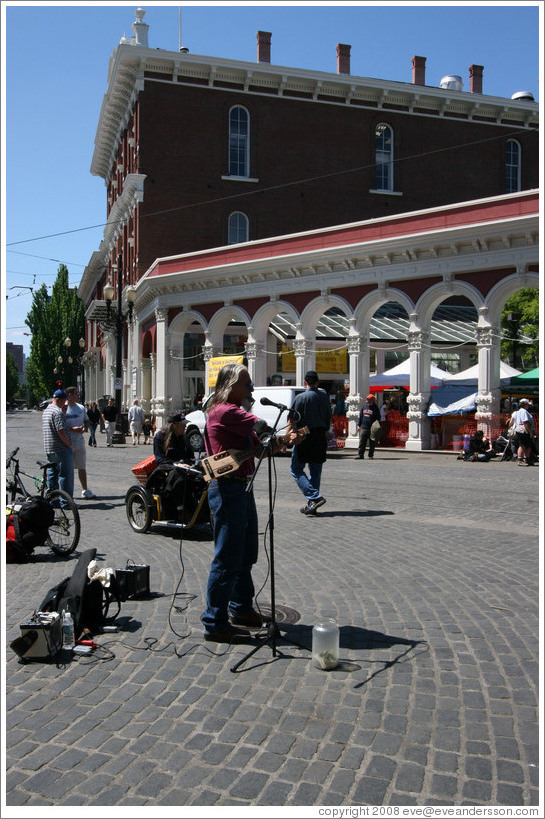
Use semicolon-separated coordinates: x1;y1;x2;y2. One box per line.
6;447;80;557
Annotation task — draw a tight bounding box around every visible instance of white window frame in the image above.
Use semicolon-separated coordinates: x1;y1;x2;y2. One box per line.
228;105;250;178
505;139;521;193
228;211;249;244
374;122;394;192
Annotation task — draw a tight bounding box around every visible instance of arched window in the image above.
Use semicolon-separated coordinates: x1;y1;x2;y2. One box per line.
229;106;250;177
505;139;521;193
375;123;394;191
228;212;249;244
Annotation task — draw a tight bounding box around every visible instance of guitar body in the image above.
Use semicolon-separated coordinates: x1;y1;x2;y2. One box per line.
200;427;309;482
201;449;247;481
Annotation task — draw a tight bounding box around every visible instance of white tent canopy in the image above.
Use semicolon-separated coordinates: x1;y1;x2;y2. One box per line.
443;361;521;385
428;385;478;416
369;360;451;387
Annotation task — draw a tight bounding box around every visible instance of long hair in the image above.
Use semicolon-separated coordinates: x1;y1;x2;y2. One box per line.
206;363;246;413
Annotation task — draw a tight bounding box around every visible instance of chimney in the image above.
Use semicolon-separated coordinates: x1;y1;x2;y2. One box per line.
131;7;149;48
469;64;483;94
257;31;271;63
411;55;426;85
336;43;351;75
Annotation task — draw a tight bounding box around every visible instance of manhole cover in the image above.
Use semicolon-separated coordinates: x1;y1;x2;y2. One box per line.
258;604;301;625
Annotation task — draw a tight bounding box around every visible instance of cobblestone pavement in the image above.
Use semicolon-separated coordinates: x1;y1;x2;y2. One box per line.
3;411;541;811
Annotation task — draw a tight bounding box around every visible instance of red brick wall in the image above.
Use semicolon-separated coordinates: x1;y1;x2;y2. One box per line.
132;81;538;278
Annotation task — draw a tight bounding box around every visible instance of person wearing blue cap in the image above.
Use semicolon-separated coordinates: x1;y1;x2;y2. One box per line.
41;388;74;499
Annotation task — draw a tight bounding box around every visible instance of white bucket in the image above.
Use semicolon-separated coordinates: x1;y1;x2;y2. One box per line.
452;434;462;451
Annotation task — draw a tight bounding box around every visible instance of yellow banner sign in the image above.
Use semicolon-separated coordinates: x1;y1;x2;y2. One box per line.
208;355;244;388
280;346;347;374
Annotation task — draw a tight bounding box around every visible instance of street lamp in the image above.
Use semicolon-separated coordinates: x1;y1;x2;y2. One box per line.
56;336;86;398
104;253;137;442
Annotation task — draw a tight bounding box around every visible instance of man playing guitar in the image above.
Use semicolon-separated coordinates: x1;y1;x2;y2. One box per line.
201;363;301;643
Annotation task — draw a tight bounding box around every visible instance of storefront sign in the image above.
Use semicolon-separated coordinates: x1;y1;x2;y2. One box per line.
208;355;244;388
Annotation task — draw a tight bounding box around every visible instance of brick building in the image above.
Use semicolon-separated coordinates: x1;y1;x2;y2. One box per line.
79;8;539;448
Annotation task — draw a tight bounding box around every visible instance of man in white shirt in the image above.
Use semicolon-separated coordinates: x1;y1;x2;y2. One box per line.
128;398;146;445
65;387;96;497
509;398;534;466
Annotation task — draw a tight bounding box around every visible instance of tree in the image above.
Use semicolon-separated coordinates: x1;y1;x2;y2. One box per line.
501;288;539;371
25;265;85;400
5;351;20;405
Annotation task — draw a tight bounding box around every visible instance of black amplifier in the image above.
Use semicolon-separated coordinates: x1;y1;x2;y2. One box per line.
116;562;150;600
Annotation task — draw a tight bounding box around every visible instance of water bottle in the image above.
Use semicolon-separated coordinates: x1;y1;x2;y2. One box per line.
312;616;339;670
62;610;75;648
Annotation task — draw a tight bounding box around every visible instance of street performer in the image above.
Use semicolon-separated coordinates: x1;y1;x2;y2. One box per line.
201;363;299;643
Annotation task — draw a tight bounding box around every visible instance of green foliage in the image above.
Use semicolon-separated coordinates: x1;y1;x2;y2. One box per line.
5;352;20;404
24;265;85;400
501;288;539;370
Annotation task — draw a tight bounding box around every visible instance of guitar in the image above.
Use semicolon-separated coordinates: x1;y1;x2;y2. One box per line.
200;427;309;482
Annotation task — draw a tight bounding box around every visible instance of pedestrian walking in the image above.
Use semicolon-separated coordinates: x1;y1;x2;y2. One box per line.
355;394;381;460
287;370;332;516
41;389;74;499
87;401;101;447
102;397;118;447
128;398;145;445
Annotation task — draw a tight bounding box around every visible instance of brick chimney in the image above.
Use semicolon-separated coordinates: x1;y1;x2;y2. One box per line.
336;43;351;74
257;31;271;63
469;64;483;94
411;55;426;86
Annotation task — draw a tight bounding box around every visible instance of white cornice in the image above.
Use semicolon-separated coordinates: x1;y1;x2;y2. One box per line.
132;210;538;325
78;173;146;304
91;44;539;182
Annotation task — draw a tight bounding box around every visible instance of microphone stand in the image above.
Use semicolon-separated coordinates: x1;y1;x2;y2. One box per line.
230;406;309;673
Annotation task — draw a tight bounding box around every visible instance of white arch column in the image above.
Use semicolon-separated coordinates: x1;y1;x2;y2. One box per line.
122;359;129;410
153;308;169;424
245;338;266;387
169;347;181;410
345;332;368;447
294;333;314;386
405;321;432;451
475;315;501;435
141;358;152;415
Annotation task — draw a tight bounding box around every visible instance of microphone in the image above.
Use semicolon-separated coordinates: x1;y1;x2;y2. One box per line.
260;397;288;411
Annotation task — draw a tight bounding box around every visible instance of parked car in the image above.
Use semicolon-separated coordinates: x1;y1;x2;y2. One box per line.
184;385;305;454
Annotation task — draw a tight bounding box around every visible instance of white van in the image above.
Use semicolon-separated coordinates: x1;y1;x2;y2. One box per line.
184;385;305;453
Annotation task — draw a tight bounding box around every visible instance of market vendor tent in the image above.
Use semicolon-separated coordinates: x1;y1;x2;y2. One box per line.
369;360;450;388
428;384;478;416
429;362;527;416
502;366;540;394
443;361;520;385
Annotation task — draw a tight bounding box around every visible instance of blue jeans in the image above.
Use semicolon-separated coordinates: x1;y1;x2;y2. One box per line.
88;424;97;446
290;448;323;503
46;448;74;501
202;479;259;634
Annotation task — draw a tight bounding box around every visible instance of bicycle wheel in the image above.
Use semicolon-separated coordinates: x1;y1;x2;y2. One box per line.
45;489;80;556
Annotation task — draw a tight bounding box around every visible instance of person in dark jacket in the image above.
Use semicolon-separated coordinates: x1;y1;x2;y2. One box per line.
153;413;193;465
465;429;496;462
355;394;381;459
287;370;332;516
87;402;101;447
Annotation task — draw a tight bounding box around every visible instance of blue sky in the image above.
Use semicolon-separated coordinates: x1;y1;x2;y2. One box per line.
2;1;542;357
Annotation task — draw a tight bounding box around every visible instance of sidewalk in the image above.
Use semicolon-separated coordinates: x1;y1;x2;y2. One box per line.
3;410;541;811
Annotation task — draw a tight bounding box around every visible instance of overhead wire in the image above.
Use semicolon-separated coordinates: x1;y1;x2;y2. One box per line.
5;126;534;249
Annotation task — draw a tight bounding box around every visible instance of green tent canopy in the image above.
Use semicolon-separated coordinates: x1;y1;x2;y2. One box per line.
503;367;539;393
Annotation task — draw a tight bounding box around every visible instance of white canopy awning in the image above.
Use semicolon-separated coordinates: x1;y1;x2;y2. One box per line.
369;360;451;387
443;361;520;385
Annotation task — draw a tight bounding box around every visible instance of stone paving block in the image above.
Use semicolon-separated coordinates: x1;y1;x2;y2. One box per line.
5;416;540;808
229;771;269;800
